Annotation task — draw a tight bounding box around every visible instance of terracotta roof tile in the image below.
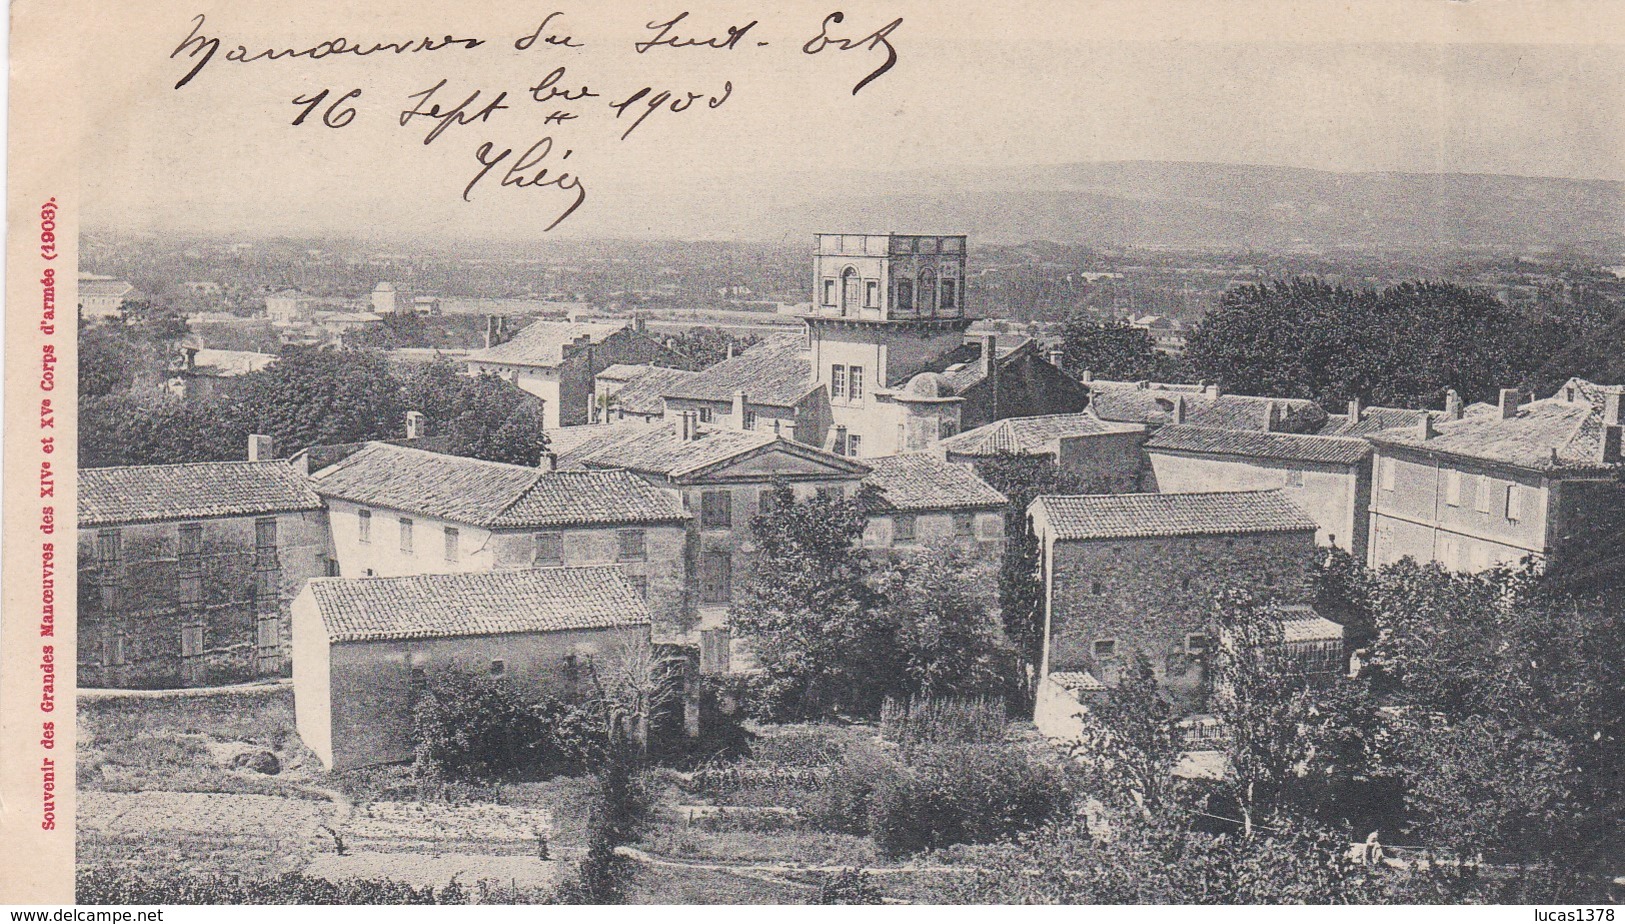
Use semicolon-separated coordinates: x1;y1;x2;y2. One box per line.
311;442;688;527
308;566;650;642
80;461;323;527
611;365;703;415
1089;385;1327;433
863;454;1008;511
1145;425;1371;466
560;424;869;482
1048;670;1107;692
468;320;630;368
939;412;1142;457
1033;490;1317;541
1367;394;1620;473
659;335;816;408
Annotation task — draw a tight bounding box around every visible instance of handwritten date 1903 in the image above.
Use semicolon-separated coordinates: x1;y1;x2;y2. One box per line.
609;81;733;140
463;137;587;232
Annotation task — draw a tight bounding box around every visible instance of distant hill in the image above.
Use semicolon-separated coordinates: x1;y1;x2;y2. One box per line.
692;161;1625;250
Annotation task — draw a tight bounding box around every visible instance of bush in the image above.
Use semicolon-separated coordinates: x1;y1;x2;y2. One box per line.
412;670;602;782
804;740;904;836
868;743;1072;857
880;696;1007;755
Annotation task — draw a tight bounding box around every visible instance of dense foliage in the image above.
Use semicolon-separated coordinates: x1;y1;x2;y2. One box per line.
1184;278;1576;409
77;870;460;905
1056;315;1182;381
81;346;547;468
411;670;605;782
732;485;1017;719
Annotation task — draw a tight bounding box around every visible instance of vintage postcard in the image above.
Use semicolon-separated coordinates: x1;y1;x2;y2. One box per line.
3;0;1623;910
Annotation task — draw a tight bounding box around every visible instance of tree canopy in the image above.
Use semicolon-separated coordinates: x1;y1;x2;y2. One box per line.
1183;278;1576;409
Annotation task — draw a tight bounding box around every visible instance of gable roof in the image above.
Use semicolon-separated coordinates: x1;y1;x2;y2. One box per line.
467;320;631;368
79;277;134;299
310;442;688;528
81;461;323;528
611;365;704;416
596;363;653;383
1145;425;1371;466
1089;385;1327;433
1275;604;1346;644
658;335;817;408
863;454;1008;512
939;412;1142;457
560;423;869;482
307;566;650;643
1032;490;1317;541
1366;395;1620;474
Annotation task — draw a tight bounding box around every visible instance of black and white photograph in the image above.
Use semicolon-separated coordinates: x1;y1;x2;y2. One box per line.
2;0;1623;910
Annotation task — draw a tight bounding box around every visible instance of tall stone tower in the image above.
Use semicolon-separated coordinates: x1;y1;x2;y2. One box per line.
805;234;973;458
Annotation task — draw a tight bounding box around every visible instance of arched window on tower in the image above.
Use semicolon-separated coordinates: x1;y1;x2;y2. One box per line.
918;269;937;316
896;277;914;313
840;267;860;315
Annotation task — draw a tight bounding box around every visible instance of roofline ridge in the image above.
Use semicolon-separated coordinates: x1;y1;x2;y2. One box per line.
83;457;298;474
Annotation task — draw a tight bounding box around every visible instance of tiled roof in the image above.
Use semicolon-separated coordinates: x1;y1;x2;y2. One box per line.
560;423;869;482
493;470;689;528
1032;490;1317;541
1145;425;1371;466
1319;406;1431;437
611;365;703;415
79;277;134;298
311;442;688;527
308;566;650;643
659;335;816;408
1276;605;1346;643
863;454;1008;512
468;320;630;368
1049;670;1107;692
938;412;1142;457
1089;385;1327;433
80;461;322;527
1366;394;1621;473
596;363;652;382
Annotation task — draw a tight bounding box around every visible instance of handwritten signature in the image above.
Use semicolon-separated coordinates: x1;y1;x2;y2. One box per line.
463;137;587;232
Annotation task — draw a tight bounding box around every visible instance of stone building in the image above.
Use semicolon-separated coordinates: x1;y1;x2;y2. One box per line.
1365;381;1625;579
596;364;702;423
558;413;872;672
465;319;681;428
308;441;693;642
293;566;651;770
600;234;1089;458
78;441;328;688
168;346;276;401
860;453;1009;558
1144;424;1373;558
1028;490;1319;735
936;411;1146;491
78;273;134;320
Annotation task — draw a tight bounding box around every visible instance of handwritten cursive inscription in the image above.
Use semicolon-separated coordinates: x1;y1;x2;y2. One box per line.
463;138;588;231
635;12;764;53
400;80;510;145
802;12;902;95
171;14;486;90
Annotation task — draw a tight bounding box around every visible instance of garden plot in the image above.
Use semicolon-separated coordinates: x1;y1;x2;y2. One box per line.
342;801;555;847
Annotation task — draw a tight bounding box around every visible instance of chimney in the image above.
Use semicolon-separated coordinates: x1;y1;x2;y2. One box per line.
1602;424;1623;463
834;425;849;456
1264;400;1280;433
1047;347;1064;371
980;333;998;377
672;411;689;440
1498;388;1522;420
1605;392;1623;426
1080;369;1093;384
1172;394;1187;425
484;314;497;350
1418;413;1437;441
632;314;646;333
1346;397;1362;422
247;434;273;461
1203;383;1223;399
405;410;426;440
1445;389;1463;421
183;345;200;372
541;450;558;472
726;341;736;360
733;391;749;430
687;410;702;441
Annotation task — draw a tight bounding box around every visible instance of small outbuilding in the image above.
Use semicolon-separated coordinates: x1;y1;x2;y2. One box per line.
293;566;651;770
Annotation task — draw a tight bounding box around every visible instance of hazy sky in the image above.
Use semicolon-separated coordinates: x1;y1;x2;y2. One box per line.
73;0;1625;238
